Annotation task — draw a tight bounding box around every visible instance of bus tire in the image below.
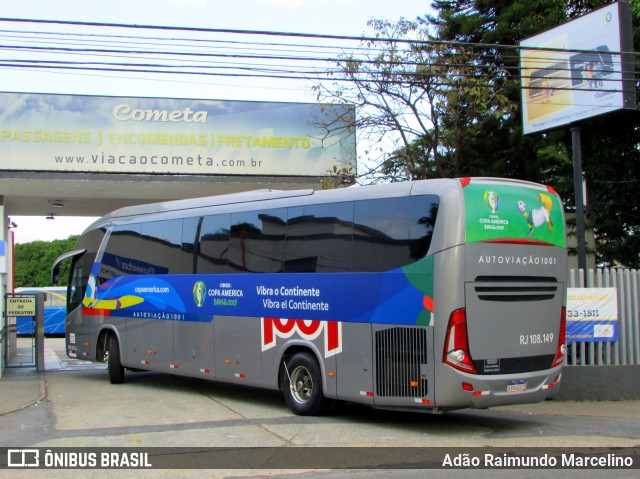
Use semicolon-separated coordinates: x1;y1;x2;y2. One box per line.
281;352;330;416
107;335;125;384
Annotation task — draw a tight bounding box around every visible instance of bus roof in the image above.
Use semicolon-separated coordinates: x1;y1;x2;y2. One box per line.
85;177;550;231
99;188;315;222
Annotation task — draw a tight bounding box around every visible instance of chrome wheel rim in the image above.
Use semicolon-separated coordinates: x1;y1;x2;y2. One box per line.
289;365;313;404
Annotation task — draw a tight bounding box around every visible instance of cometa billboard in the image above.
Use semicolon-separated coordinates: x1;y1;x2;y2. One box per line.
0;92;356;176
520;1;635;134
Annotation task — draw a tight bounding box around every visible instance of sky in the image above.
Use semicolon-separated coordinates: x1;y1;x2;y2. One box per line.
3;0;430;244
2;0;429;102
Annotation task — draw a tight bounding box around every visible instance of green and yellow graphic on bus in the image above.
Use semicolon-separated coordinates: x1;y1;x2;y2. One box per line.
464;182;565;247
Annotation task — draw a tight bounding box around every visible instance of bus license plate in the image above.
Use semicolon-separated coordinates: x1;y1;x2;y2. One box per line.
507;380;527;392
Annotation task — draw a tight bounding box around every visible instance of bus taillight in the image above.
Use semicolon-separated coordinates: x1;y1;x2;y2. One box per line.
552;307;567;367
443;308;477;374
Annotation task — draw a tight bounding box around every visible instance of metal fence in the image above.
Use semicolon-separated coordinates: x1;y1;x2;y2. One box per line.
4;318;36;368
567;268;640;366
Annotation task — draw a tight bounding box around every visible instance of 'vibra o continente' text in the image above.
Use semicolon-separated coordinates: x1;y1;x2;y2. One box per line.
112;104;208;123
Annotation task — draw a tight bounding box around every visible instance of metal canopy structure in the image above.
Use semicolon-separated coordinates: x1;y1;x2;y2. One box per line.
0;172;324;217
0;92;356;217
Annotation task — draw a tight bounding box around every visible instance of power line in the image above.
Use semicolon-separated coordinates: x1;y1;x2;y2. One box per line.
0;16;637;104
2;16;637;63
2;16;638;57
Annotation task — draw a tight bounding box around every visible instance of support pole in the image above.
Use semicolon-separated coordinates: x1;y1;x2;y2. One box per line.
35;293;45;372
571;125;587;275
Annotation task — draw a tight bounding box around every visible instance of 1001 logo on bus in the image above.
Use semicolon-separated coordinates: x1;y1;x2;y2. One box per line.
261;318;343;358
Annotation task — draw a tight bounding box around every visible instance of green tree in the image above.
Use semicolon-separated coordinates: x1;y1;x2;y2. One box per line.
14;236;78;287
313;19;438;183
315;0;639;266
424;0;572;183
326;1;638;267
313;18;513;183
426;0;640;267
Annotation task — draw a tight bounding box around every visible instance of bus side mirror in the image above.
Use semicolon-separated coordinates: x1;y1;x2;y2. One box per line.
51;248;86;285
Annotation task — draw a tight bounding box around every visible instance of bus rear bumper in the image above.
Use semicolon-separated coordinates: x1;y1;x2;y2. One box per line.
435;365;564;409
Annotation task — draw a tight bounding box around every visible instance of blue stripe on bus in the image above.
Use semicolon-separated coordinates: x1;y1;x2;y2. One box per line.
86;264;433;326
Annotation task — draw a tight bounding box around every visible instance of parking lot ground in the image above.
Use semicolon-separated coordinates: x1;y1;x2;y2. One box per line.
1;338;639;478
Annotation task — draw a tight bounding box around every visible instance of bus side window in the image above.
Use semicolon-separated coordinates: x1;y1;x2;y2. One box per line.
285;202;354;273
140;219;184;274
352;196;439;272
198;214;231;274
410;197;439;261
101;225;143;279
229;209;287;273
181;217;201;274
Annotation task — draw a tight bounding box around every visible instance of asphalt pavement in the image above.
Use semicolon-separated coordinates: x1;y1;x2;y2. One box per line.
2;338;639;420
0;338;639;479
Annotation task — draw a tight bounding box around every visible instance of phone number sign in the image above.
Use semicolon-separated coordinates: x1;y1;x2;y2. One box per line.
566;288;618;342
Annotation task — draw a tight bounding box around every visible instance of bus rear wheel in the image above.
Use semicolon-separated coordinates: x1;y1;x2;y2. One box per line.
281;352;330;416
107;335;125;384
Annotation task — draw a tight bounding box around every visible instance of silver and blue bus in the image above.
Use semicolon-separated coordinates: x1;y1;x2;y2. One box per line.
52;178;567;415
15;286;67;336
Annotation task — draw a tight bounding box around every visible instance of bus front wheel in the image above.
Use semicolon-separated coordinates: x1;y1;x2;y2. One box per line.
281;352;330;416
107;335;125;384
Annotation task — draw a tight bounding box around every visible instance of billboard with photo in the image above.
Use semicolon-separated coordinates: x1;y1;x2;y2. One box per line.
0;92;356;176
520;1;635;134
